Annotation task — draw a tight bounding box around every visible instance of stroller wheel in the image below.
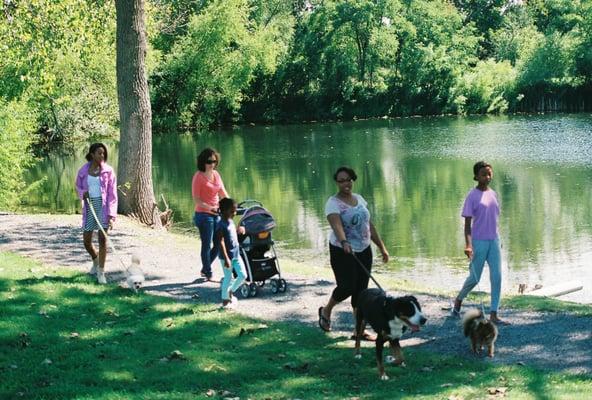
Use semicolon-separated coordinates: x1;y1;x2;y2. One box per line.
270;279;279;294
240;284;250;298
257;280;265;287
249;283;258;297
278;278;287;293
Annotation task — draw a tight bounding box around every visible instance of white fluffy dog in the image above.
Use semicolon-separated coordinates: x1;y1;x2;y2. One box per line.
126;255;145;292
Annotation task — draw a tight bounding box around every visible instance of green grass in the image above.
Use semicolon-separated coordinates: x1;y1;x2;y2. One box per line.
1;252;590;399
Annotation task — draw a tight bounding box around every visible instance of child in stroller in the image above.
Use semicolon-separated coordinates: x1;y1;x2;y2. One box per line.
236;200;286;297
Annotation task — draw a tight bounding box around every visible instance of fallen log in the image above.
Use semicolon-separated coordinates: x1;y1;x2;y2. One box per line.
527;281;583;298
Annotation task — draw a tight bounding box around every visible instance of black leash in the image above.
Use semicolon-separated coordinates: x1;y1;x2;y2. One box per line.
351;252;385;293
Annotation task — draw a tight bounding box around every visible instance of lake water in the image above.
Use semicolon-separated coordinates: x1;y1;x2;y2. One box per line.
24;114;592;303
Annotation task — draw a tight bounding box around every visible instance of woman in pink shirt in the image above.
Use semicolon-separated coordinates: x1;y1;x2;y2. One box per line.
75;143;118;284
192;148;228;280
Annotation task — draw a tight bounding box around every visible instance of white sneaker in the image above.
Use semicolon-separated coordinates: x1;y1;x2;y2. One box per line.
97;270;107;284
89;258;99;275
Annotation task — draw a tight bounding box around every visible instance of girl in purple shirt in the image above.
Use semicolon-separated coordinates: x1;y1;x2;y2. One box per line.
452;161;509;325
75;143;118;284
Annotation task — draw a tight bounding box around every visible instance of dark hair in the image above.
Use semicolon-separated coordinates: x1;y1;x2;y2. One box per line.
197;148;220;172
473;161;492;180
85;143;108;162
219;197;237;214
333;166;357;181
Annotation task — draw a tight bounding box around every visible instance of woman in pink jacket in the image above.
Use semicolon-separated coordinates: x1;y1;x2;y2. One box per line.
75;143;118;284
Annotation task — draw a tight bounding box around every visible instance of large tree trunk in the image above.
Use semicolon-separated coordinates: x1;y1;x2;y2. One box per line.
115;0;162;227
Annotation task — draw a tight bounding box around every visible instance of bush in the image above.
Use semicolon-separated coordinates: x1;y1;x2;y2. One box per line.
450;59;516;114
0;100;36;209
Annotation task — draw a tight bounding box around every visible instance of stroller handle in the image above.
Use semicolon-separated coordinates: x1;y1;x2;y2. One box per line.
237;199;263;215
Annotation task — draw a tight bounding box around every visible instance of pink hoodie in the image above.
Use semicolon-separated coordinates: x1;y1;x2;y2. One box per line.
75;162;118;228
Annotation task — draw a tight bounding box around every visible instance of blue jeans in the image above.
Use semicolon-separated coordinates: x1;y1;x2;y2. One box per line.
194;212;221;277
221;257;246;300
457;238;502;312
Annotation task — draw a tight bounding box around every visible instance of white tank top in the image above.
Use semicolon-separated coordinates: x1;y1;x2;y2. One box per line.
87;175;101;198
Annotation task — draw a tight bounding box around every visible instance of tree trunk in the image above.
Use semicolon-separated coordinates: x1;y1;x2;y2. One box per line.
115;0;162;228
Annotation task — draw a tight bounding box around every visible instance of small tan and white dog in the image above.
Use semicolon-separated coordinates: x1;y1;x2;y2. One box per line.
463;309;498;357
125;255;145;292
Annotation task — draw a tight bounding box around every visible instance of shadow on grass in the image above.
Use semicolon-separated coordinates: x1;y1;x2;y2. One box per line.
1;269;590;399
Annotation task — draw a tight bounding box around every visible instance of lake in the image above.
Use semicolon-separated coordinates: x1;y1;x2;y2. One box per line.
24;114;592;303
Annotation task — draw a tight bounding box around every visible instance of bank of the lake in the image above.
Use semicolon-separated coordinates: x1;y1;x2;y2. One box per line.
1;212;591;378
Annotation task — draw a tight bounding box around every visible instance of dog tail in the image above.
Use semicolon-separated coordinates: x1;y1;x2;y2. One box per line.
462;308;483;337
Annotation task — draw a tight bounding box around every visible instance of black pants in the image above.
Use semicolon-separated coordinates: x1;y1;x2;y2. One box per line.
329;243;373;307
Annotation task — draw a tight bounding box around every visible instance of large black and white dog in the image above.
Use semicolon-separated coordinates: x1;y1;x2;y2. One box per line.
354;288;427;380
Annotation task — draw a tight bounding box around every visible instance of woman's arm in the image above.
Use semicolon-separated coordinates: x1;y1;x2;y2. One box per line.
463;217;473;259
75;167;87;200
327;213;352;254
193;195;217;212
369;220;389;263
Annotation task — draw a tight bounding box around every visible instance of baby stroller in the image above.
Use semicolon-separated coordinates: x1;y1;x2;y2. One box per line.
236;200;286;297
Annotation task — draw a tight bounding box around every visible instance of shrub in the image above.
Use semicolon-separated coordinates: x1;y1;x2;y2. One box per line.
0;100;36;209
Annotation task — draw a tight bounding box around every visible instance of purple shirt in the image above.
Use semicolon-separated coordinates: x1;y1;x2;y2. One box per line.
461;188;499;240
75;162;118;228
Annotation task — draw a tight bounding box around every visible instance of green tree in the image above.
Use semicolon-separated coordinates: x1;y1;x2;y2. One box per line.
450;59;517;114
151;0;289;132
574;1;592;80
0;0;117;152
452;0;506;57
394;0;480;115
0;99;35;209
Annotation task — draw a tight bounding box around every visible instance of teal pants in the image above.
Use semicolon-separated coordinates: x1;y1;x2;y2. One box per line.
457;238;502;312
220;257;246;300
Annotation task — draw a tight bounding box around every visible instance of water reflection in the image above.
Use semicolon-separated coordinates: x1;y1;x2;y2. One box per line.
24;114;592;302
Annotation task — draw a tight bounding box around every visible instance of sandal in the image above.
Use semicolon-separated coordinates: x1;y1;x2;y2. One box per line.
318;307;331;332
350;332;377;342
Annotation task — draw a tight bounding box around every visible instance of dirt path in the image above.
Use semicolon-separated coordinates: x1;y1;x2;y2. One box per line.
1;213;590;375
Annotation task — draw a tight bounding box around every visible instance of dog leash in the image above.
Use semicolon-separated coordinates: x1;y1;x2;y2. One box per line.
351;252;384;293
85;197;129;271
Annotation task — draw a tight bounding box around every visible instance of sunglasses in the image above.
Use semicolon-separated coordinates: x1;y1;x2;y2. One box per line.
206;159;218;165
336;178;353;183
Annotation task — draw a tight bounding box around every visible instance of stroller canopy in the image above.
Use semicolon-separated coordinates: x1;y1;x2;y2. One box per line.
239;206;276;234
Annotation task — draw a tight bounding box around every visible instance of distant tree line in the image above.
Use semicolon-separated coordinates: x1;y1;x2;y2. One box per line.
149;0;592;132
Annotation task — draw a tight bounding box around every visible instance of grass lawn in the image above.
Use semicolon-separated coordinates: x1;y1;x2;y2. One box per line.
1;251;590;399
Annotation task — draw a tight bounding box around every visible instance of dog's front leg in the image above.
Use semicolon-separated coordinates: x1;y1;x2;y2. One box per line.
354;316;364;359
375;337;388;380
389;339;406;367
470;335;478;354
487;342;495;358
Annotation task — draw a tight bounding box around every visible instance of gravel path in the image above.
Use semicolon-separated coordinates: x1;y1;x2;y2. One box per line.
1;213;590;375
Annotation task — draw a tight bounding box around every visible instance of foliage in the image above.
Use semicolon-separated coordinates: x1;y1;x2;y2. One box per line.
1;0;592;144
0;100;35;209
574;1;592;80
451;59;517;114
151;0;292;132
392;0;480;115
516;30;582;88
491;6;543;65
0;0;117;153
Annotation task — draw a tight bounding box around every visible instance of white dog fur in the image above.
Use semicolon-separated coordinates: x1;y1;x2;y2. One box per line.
125;255;145;292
